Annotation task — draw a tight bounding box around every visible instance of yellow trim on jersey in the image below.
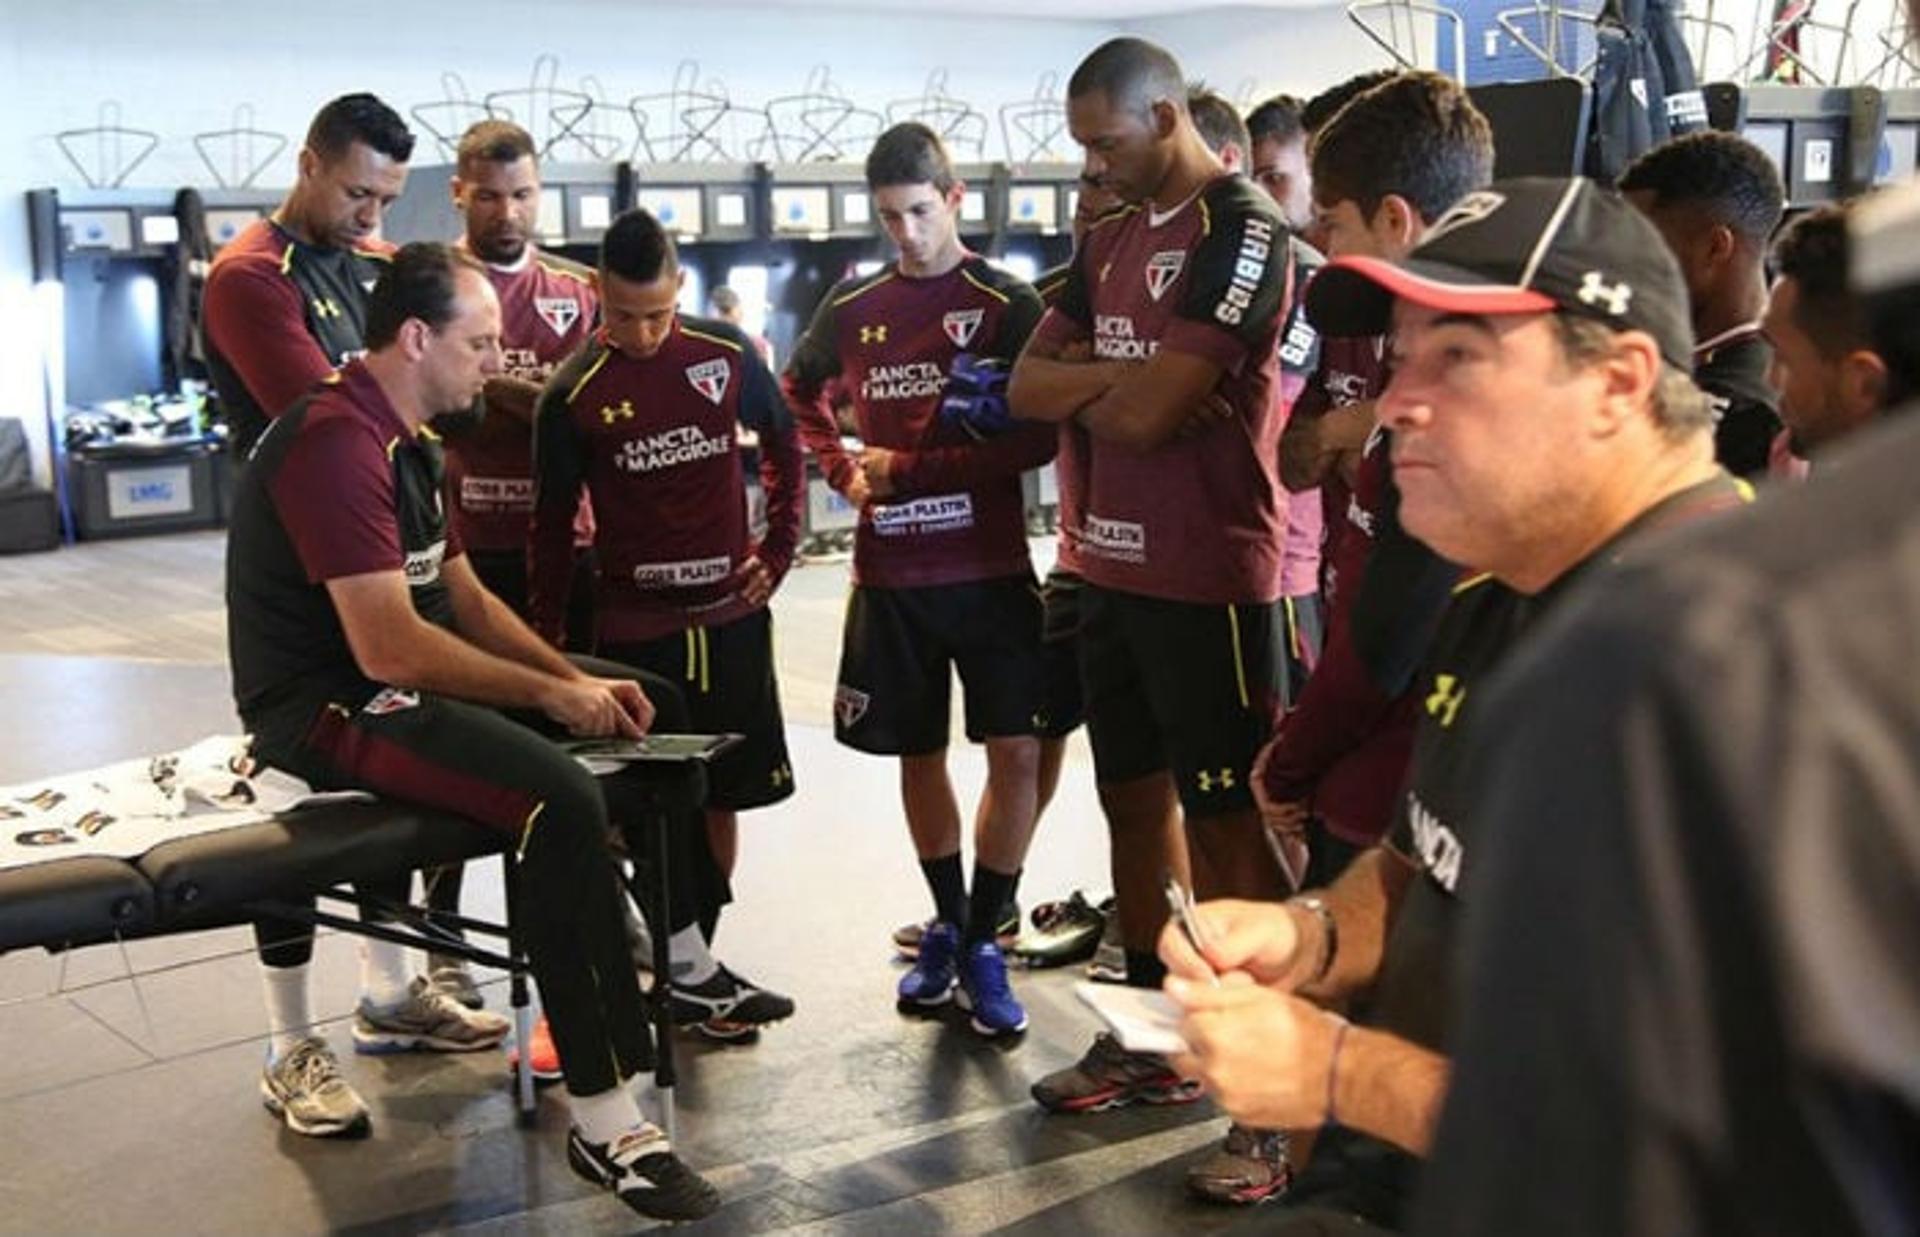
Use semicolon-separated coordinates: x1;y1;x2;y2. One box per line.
682;325;744;353
1226;605;1251;710
417;423;442;443
960;267;1011;304
1452;572;1495;595
1084;203;1141;238
685;630;698;682
1282;595;1302;662
385;436;401;460
355;247;392;263
699;628;712;695
279;244;296;276
534;257;595;286
566;348;613;404
1733;477;1756;503
1197;195;1213;238
517;800;545;859
831;271;896;307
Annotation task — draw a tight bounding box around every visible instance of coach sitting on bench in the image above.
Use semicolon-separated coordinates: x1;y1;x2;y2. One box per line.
225;242;719;1222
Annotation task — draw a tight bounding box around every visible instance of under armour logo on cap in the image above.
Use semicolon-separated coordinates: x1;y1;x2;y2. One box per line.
1577;271;1634;317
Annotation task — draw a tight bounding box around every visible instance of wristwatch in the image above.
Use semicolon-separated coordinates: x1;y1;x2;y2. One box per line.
1291;895;1338;984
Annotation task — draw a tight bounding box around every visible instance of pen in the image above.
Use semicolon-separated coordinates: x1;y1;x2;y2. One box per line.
1162;870;1220;987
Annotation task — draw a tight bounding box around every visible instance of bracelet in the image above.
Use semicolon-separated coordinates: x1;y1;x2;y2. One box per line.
1290;895;1338;985
1325;1013;1352;1127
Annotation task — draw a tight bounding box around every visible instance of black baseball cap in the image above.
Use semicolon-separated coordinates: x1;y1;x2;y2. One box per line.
1304;176;1695;369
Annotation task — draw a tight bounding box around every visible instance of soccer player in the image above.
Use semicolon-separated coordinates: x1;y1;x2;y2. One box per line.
203;95;506;1120
1246;94;1313;233
1621;131;1787;477
1163;178;1743;1233
530;207;802;1044
226;242;718;1221
1009;37;1294;1111
204;93;411;460
425;119;600;1005
783;123;1052;1037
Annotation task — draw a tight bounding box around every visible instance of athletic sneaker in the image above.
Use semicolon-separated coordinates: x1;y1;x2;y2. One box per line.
954;939;1028;1035
506;1013;565;1084
690;1016;762;1045
1085;910;1127;984
1030;1032;1202;1113
666;964;794;1029
565;1123;721;1221
351;976;512;1054
425;960;483;1011
896;920;960;1007
892;901;1020;959
260;1036;371;1137
1187;1124;1295;1205
1012;891;1108;968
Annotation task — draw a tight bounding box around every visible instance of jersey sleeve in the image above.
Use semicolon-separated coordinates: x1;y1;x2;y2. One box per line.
781;287;855;492
267;415;401;583
203;258;336;419
1025;250;1095;355
1164;189;1291;371
527;353;593;644
737;339;804;578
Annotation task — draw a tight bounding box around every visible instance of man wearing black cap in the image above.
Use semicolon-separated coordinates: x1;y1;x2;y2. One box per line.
1156;177;1747;1231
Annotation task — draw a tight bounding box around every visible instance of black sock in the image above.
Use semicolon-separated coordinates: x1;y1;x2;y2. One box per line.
1004;868;1023;918
919;852;967;928
964;863;1019;946
1126;949;1167;990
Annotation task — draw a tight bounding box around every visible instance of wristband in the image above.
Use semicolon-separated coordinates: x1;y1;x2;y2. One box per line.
1290;895;1338;985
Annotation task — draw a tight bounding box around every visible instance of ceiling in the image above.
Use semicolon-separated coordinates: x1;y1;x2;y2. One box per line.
661;0;1314;19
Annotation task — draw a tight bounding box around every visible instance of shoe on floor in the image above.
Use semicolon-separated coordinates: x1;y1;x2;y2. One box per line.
425;960;483;1011
260;1036;370;1137
892;901;1020;959
352;976;511;1054
1084;908;1127;984
666;964;795;1029
1012;891;1108;968
896;920;960;1007
955;939;1028;1035
1030;1031;1202;1114
566;1123;721;1221
1187;1124;1295;1205
690;1016;763;1045
506;1013;565;1083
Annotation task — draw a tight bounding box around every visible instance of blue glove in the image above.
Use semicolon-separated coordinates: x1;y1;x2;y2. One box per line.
939;353;1013;441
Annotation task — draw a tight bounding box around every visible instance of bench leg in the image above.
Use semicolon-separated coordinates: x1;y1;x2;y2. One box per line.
504;850;536;1125
650;810;677;1144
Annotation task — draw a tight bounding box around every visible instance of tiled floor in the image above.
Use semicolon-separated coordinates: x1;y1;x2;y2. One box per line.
0;533;1263;1236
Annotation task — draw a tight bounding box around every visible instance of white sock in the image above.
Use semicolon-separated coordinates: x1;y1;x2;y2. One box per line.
359;939;414;1007
569;1083;659;1147
668;924;718;985
261;963;313;1062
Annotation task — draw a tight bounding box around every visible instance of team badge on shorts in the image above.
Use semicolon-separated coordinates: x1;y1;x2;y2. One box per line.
1146;250;1187;301
943;308;984;348
685;358;731;405
363;687;421;716
833;685;870;728
536;297;581;337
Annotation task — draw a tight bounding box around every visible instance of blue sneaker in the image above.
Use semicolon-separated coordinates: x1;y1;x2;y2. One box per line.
897;921;960;1006
956;939;1028;1036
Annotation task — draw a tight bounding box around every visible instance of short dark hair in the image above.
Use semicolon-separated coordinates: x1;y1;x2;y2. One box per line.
306;92;414;164
365;243;482;349
1246;94;1306;147
456;119;537;178
1067;37;1187;118
1619;131;1785;246
1310;71;1494;224
1301;69;1401;136
1772;203;1868;359
600;207;678;285
709;285;742;315
865;122;956;193
1187;87;1251;160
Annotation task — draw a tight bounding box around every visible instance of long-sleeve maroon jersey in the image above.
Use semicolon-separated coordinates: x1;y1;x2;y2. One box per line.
203;218;394;458
781;255;1052;589
441;245;598;553
529;316;803;645
1027;176;1293;605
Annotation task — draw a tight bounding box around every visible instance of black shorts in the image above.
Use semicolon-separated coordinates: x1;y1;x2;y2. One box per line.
601;608;795;812
1037;569;1086;739
1279;591;1326;711
834;575;1046;756
469;544;598;653
1079;583;1284;817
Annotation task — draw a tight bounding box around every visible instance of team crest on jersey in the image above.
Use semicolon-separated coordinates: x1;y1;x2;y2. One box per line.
942;308;984;348
535;297;581;337
1145;250;1187;301
684;358;730;406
